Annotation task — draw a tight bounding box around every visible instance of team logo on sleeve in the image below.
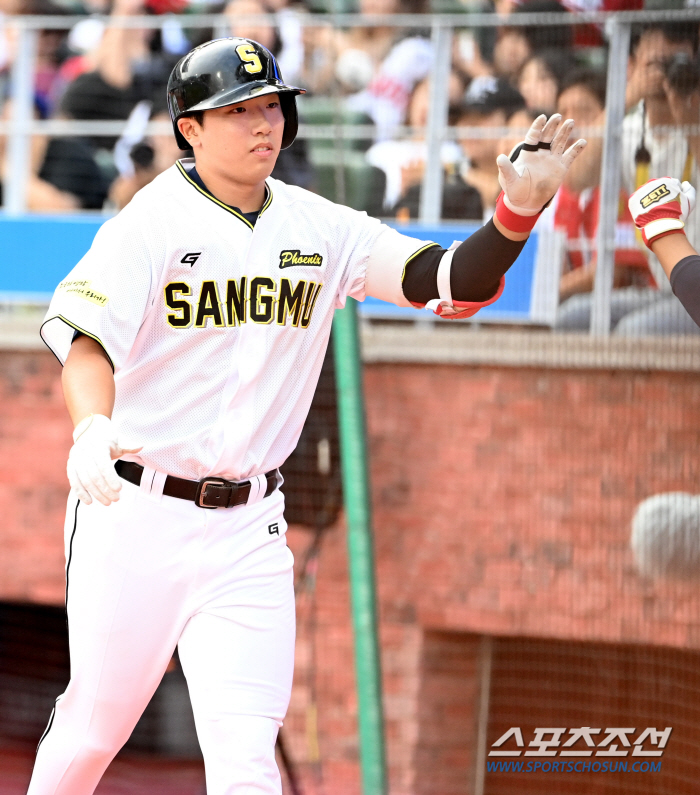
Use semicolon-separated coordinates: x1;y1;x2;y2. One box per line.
279;250;323;269
640;184;671;209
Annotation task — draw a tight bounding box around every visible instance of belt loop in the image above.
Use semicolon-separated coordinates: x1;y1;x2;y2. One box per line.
151;470;167;499
246;474;267;506
139;465;166;499
139;466;156;495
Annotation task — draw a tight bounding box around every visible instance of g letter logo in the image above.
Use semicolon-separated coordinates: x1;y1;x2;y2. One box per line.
181;252;202;267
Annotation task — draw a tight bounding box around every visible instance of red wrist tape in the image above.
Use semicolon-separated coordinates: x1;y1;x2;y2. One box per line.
495;193;540;234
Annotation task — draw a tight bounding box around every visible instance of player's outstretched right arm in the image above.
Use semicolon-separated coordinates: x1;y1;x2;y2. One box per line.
628;177;700;328
364;114;586;319
63;336;142;506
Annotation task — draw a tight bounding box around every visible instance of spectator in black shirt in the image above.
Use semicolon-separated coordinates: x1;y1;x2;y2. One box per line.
0;99;110;211
59;0;179;152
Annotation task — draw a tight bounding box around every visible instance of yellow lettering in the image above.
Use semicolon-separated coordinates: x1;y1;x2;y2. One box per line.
250;277;276;324
225;277;248;326
195;281;224;328
277;278;307;326
164;282;192;328
236;43;263;74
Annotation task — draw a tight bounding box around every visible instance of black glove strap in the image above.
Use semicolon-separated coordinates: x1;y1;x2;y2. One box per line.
511;141;551;160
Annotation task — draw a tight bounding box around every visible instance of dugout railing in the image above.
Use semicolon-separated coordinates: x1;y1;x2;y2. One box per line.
1;7;700;336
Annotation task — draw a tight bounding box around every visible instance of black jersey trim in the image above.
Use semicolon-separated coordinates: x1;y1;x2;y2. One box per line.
65;497;80;618
176;161;272;229
36;697;59;753
37;499;80;754
400;242;442;283
40;316;115;373
259;184;273;217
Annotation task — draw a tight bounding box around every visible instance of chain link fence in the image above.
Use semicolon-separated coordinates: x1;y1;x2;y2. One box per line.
2;6;700;795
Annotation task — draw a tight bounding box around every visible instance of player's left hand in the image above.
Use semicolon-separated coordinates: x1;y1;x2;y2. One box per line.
496;114;587;216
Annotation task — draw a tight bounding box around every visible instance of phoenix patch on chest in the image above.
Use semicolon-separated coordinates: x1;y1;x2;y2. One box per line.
279;250;323;268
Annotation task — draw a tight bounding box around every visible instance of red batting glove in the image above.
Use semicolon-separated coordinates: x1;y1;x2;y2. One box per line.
628;177;696;249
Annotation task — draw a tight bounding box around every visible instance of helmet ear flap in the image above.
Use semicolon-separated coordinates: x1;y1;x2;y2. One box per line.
280;93;298;149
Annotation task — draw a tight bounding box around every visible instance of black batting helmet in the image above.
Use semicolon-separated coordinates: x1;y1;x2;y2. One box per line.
167;37;306;151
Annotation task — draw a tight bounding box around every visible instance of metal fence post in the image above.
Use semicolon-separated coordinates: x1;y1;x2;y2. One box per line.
6;23;38;216
590;17;630;335
333;298;387;795
419;22;453;225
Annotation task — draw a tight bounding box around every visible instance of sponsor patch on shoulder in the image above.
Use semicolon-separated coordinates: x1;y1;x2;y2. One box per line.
57;279;109;307
640;184;671;209
279;250;323;268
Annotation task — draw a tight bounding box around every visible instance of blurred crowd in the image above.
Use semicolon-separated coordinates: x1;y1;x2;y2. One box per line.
1;0;700;331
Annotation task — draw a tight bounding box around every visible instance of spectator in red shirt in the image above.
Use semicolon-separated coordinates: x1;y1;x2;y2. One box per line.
553;69;651;305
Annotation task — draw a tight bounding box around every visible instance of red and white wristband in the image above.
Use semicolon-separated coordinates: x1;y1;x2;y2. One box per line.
637;208;686;249
494;192;542;235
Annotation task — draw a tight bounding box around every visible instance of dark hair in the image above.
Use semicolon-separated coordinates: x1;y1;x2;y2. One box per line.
557;67;606;108
513;0;573;53
461;76;525;118
521;48;578;94
630;22;699;57
185;110;205;126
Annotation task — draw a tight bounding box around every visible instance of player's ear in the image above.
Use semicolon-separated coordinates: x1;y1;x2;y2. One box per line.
177;116;201;149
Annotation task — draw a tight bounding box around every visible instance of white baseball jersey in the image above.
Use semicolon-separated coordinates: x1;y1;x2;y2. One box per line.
42;159;434;481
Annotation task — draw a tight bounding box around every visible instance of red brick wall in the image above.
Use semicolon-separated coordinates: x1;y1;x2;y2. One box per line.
0;351;72;605
413;632;482;795
365;364;700;648
3;351;700;794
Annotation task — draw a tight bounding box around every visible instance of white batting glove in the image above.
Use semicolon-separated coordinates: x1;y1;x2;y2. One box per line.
494;114;586;232
628;177;696;249
67;414;142;506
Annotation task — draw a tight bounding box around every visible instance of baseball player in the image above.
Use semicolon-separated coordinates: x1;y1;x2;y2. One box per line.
29;38;585;795
628;176;700;327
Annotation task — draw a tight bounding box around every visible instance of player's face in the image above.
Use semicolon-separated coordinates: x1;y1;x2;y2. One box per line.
187;94;285;184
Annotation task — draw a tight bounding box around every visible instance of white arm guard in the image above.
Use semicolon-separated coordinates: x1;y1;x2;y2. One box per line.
424;244;505;320
364;226;505;319
364;226;438;308
425;245;458;316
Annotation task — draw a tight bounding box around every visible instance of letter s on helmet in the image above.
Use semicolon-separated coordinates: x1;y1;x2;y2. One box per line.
166;37;306;150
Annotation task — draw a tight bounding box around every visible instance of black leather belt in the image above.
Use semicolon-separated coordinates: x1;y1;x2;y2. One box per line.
115;460;278;509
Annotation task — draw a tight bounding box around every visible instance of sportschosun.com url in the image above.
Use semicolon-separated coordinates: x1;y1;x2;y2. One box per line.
487;760;662;773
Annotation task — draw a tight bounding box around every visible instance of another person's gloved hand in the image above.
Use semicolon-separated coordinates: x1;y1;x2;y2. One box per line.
67;414;142;506
628;177;696;249
495;113;587;233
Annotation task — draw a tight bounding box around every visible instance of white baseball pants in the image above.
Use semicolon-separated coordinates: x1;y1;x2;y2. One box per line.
27;478;295;795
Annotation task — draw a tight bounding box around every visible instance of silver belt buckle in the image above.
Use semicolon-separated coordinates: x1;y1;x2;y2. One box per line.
196;477;235;509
